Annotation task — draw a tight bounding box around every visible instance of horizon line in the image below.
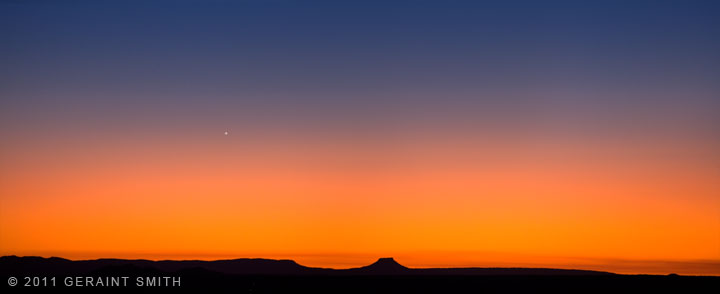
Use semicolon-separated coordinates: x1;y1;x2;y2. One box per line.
4;255;720;277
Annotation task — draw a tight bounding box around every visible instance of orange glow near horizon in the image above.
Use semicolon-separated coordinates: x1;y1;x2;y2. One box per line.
1;127;719;275
3;0;720;280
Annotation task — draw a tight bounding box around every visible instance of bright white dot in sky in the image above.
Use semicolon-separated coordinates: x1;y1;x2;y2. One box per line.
224;131;228;136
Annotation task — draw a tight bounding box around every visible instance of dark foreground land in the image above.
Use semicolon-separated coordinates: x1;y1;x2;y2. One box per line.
2;256;718;293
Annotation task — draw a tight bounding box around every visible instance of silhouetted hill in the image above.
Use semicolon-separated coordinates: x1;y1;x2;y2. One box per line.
2;256;718;293
0;256;320;276
349;257;409;274
1;255;613;276
151;258;315;275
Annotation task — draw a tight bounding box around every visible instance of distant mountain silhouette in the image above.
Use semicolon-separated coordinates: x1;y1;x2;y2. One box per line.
348;257;409;275
2;256;719;293
0;255;612;276
0;256;318;276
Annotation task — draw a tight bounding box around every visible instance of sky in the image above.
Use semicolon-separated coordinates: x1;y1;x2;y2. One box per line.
1;0;719;275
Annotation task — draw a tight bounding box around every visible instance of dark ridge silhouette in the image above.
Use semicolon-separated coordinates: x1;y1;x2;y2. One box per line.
0;255;611;276
349;257;409;275
2;256;718;293
412;267;616;276
0;256;318;276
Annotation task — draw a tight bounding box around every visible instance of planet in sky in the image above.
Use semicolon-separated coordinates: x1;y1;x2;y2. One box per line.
0;0;718;276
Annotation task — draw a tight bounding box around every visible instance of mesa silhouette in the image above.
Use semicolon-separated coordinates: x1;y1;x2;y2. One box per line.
2;256;718;293
0;256;610;276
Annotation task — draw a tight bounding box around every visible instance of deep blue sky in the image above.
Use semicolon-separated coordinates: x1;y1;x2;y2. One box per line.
1;1;720;273
1;0;719;142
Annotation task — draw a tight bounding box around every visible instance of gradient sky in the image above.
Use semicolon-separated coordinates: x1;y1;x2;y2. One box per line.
1;0;719;275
